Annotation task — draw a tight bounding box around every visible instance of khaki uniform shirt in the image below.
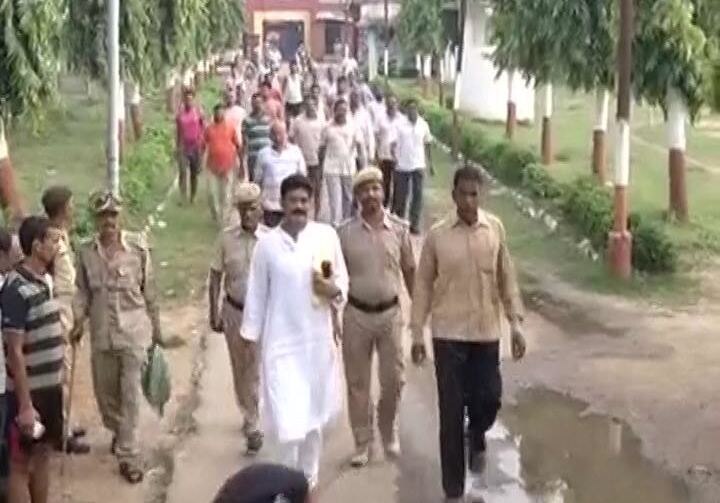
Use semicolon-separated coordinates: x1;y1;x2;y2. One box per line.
210;224;267;303
53;229;76;334
74;231;160;352
337;212;414;303
410;209;523;344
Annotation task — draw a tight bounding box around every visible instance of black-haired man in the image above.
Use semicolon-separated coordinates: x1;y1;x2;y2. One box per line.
410;166;526;502
242;174;348;490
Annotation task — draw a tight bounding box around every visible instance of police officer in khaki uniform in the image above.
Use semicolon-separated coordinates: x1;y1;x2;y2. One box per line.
209;183;265;455
72;190;164;484
337;167;415;467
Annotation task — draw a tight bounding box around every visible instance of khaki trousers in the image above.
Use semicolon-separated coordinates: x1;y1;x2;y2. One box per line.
222;304;260;436
91;349;143;465
207;170;233;227
342;304;405;449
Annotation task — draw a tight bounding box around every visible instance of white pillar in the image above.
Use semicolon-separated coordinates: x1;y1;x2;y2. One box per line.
383;49;389;77
422;54;432;79
594;89;610;132
415;53;422;75
453;71;463;111
544;83;553;119
614;118;631;187
666;87;687;152
106;0;120;195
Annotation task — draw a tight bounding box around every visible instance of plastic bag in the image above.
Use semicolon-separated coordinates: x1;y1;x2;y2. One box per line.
142;343;171;416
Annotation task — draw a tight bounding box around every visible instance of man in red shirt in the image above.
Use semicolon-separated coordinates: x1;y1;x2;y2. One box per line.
260;82;284;123
175;88;205;204
204;104;241;226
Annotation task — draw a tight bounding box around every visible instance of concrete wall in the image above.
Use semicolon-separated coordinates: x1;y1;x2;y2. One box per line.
457;2;535;123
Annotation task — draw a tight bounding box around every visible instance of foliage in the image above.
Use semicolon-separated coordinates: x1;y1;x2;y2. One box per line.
397;0;444;56
0;0;65;122
634;0;709;120
389;81;678;273
491;0;614;90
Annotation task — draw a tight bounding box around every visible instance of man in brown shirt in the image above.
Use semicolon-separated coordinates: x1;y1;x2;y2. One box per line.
73;191;165;484
410;166;526;503
42;185;90;454
209;182;266;456
337;167;415;468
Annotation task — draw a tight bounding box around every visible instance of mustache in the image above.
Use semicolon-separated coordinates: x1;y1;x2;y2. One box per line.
291;209;307;216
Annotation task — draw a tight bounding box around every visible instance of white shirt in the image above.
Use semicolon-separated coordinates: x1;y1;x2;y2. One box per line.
290;114;325;166
225;105;247;144
377;111;405;161
395;116;432;172
256;144;307;211
285;74;304;105
351;107;375;164
368;100;385;133
321;121;363;177
242;222;348;442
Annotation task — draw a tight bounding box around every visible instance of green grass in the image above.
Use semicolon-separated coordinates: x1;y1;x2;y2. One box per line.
425;145;700;305
452;85;720;261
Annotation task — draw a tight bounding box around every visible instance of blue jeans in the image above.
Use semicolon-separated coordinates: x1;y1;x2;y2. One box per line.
392;169;424;232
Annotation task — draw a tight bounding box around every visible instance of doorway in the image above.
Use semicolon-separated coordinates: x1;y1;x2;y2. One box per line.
263;21;304;61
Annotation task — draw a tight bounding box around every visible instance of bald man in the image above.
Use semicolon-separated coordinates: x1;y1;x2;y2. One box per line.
254;121;307;227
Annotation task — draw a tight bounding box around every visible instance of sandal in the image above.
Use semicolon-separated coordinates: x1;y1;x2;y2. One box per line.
119;462;144;484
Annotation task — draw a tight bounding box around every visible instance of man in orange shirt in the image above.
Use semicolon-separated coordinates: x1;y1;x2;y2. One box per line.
204;104;241;226
260;82;284;123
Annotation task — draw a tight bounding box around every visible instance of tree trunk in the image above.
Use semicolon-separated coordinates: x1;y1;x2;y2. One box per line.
415;53;422;87
422;54;432;97
86;77;94;100
383;48;389;82
506;70;516;139
541;83;553;165
592;89;610;183
667;86;689;222
0;122;24;225
129;83;143;141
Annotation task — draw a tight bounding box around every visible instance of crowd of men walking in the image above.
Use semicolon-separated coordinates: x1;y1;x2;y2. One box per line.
200;52;528;503
0;45;527;503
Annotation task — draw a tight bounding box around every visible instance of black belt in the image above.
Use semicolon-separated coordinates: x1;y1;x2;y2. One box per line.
348;295;398;313
225;294;244;311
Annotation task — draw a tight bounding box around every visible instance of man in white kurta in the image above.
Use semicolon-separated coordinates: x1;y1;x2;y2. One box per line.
242;173;348;488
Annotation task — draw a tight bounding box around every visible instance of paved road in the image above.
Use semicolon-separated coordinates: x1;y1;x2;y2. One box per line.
165;330;538;503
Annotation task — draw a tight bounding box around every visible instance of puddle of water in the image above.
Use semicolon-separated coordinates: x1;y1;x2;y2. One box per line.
495;388;691;503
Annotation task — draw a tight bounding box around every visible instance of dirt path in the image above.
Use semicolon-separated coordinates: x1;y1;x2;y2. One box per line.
48;300;207;503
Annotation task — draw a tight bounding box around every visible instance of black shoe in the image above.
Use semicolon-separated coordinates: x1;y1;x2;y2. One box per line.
246;431;263;456
72;426;87;438
66;436;91;455
111;436;117;455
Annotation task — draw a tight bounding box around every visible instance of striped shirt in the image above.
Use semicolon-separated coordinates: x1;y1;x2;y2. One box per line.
242;114;272;165
2;265;64;391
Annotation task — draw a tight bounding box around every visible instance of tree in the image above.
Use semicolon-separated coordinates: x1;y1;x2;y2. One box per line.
397;0;443;94
634;0;709;222
1;0;65;123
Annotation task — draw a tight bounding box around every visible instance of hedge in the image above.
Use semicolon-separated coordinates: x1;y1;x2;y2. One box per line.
389;83;678;274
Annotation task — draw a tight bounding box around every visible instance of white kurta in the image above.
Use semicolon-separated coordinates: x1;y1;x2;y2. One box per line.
242;221;348;443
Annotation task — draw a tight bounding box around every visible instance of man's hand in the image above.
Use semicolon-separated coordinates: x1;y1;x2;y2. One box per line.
411;342;427;366
511;328;526;361
312;271;340;301
70;323;84;345
17;404;38;437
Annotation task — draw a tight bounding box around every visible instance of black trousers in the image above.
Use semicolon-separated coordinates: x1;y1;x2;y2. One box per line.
433;339;502;499
392;169;424;233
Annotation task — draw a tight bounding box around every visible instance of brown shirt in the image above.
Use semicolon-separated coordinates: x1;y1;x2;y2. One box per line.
52;229;76;333
338;212;414;303
410;209;523;344
210;223;267;303
74;231;160;351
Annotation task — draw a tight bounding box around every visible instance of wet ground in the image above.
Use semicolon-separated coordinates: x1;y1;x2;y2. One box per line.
167;332;690;503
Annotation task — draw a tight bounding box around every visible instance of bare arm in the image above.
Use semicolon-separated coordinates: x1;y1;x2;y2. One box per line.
6;330;35;432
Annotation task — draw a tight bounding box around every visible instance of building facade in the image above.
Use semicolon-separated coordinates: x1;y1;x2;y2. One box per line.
245;0;356;60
